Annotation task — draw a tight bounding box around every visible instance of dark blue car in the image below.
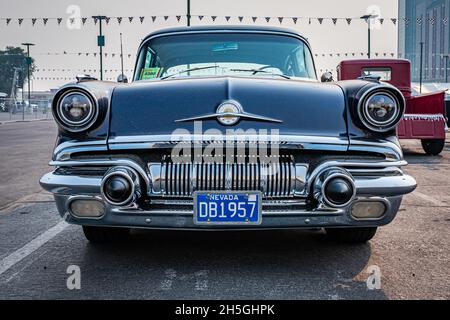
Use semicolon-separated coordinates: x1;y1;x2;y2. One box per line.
40;26;416;243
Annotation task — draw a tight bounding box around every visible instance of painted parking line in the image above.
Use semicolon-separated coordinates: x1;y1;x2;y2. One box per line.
0;220;68;276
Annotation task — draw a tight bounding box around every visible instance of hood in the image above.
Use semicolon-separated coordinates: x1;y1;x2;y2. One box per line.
108;76;348;148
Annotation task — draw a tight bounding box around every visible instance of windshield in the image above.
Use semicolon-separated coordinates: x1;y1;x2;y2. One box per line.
134;33;316;81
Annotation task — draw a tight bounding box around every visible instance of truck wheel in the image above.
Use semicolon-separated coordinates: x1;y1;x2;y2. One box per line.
82;226;130;243
325;227;377;243
421;139;445;156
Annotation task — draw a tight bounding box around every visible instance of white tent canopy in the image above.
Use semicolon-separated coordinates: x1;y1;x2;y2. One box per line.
411;83;450;99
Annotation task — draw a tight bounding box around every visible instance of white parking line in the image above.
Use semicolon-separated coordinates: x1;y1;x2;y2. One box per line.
0;221;68;276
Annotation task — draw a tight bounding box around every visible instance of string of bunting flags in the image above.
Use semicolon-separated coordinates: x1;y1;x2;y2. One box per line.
0;15;448;26
30;51;399;58
26;51;449;59
33;51;136;58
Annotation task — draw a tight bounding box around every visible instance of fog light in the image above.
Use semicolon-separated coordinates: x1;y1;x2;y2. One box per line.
101;167;138;206
324;177;354;206
70;199;105;218
351;201;386;219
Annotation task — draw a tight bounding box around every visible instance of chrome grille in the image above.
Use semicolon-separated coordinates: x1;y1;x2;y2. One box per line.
158;156;297;198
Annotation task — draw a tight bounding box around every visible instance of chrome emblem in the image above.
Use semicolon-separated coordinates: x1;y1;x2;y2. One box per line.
175;100;282;124
216;100;242;125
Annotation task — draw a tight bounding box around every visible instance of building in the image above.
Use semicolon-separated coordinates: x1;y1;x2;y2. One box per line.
398;0;450;82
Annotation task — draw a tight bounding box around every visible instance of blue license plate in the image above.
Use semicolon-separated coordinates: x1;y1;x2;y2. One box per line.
194;191;262;225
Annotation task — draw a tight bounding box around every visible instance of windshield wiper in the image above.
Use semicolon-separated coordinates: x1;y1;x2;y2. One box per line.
160;65;221;80
229;69;291;79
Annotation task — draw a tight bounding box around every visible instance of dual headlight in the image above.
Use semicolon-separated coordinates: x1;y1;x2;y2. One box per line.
53;89;98;132
358;88;404;132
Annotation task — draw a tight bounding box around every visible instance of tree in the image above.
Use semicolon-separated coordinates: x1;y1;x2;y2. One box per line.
0;46;36;97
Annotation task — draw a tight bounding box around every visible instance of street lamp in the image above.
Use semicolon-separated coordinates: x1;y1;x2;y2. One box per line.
92;15;107;80
445;55;449;83
187;0;191;26
21;42;34;121
361;14;379;59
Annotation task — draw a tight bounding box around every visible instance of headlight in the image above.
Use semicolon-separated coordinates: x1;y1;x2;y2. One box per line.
54;90;97;132
358;89;404;132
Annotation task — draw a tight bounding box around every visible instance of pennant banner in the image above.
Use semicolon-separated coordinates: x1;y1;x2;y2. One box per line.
33;50;397;59
0;15;446;28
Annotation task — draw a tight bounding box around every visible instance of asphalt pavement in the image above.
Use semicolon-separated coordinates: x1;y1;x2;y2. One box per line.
0;120;449;299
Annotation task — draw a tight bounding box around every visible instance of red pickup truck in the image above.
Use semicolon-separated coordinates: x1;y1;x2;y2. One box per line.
338;59;447;155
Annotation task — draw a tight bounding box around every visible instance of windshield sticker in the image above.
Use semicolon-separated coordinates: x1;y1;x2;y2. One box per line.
212;42;239;52
140;68;162;80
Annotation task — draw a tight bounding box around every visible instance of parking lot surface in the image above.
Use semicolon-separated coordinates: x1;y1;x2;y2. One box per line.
0;120;449;299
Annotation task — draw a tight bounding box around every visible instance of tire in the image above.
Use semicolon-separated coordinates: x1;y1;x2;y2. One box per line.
421;139;445;156
325;227;377;243
82;226;130;243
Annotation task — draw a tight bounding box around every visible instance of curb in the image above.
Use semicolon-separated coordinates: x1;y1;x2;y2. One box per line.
0;118;52;125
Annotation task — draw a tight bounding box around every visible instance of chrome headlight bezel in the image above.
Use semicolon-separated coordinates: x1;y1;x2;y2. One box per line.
357;87;405;133
53;88;98;132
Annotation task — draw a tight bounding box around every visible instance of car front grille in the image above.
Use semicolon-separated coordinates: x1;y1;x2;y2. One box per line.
159;155;297;198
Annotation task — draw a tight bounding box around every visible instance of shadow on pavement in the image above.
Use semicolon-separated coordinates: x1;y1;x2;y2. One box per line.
79;229;387;299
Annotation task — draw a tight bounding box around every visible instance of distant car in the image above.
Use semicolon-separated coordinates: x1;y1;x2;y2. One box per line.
338;59;447;155
40;26;416;244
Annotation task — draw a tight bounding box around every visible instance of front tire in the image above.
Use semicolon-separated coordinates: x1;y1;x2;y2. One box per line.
421;139;445;156
82;226;130;243
325;227;377;243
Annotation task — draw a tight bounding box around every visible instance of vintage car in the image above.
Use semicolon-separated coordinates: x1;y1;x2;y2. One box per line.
338;59;448;155
40;26;416;243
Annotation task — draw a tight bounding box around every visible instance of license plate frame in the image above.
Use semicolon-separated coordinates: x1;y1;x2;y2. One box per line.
193;191;262;225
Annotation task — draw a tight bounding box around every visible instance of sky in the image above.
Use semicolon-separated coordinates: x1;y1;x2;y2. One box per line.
0;0;399;91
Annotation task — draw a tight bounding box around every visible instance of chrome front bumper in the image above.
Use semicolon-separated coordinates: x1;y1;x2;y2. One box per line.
40;158;416;229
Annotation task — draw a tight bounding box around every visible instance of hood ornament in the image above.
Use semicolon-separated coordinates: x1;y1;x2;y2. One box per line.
175;100;282;125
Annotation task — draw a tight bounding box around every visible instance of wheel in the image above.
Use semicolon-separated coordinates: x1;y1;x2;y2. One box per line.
421;139;445;156
325;227;377;243
82;226;130;243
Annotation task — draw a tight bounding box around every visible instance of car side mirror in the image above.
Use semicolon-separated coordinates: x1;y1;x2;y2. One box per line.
117;74;128;83
321;72;333;83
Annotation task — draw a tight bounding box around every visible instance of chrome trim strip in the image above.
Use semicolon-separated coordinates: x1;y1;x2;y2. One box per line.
354;175;417;196
49;159;150;186
175;111;283;124
293;164;309;195
53;141;108;161
42;171;416;199
306;160;407;193
40;172;102;194
47;158;409;199
403;113;446;121
108;134;348;145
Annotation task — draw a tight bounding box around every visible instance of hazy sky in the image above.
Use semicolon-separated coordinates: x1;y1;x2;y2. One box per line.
0;0;399;91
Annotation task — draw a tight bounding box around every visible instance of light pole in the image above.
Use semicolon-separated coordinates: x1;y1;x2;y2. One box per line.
187;0;191;26
445;55;449;83
361;14;379;59
92;15;107;80
419;42;424;93
120;33;124;78
419;15;424;93
21;42;34;121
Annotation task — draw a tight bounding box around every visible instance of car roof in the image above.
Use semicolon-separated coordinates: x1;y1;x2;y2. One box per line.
141;25;309;44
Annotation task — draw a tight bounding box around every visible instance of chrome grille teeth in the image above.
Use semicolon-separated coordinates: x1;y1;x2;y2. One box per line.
162;156;294;198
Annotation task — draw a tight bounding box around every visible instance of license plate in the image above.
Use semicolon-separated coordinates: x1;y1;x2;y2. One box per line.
194;191;262;225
